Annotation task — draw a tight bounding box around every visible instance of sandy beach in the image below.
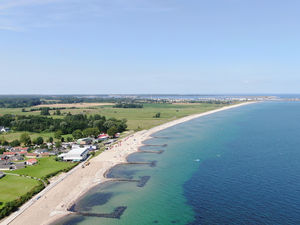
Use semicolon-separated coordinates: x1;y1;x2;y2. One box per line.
2;101;255;225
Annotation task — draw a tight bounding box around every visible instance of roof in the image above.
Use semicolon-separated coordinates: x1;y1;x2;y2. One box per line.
98;134;109;138
19;151;28;154
26;159;37;163
14;147;30;151
41;152;49;155
3;152;15;155
26;153;39;156
60;147;89;160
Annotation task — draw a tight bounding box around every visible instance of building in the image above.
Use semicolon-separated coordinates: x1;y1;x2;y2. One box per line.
77;138;92;145
0;161;15;170
3;152;18;157
58;147;89;162
41;152;50;157
97;134;109;141
34;149;48;154
0;171;5;178
26;153;40;158
0;126;10;132
25;158;37;165
14;147;30;151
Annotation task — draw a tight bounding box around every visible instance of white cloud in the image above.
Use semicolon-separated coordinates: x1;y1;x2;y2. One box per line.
0;0;173;31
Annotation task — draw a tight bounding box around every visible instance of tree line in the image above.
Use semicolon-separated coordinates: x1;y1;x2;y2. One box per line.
0;113;127;139
113;103;143;108
0;97;41;108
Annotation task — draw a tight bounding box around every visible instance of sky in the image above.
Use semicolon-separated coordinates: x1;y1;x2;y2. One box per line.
0;0;300;95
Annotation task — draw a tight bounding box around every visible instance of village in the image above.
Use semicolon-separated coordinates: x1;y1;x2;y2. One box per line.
0;131;120;173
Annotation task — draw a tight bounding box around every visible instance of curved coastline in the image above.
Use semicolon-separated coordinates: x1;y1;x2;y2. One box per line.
4;101;256;225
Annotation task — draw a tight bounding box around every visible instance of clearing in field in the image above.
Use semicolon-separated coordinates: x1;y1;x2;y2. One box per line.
0;175;39;209
33;103;115;108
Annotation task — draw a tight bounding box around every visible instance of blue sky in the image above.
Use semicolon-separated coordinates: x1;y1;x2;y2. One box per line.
1;0;300;94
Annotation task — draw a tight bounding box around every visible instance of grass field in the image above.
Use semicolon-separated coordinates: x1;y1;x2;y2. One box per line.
0;103;229;141
0;132;73;142
0;175;38;209
5;157;75;178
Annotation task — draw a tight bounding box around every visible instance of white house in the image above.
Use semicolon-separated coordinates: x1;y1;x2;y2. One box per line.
0;126;10;132
58;148;89;162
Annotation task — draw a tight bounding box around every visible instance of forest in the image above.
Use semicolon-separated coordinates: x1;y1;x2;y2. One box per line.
0;113;127;136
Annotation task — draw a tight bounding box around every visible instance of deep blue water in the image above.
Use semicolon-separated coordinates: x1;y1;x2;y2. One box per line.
184;101;300;224
53;101;300;225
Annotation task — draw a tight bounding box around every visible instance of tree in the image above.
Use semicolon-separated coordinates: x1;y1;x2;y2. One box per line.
36;137;44;145
20;133;31;146
103;121;116;130
107;126;118;138
47;137;53;143
2;140;9;146
61;137;64;142
83;128;91;137
54;130;62;140
91;127;100;137
40;107;50;116
10;139;21;147
72;129;83;139
67;137;73;142
0;148;6;154
153;112;161;118
55;141;62;149
22;108;25;112
32;138;38;145
56;109;61;115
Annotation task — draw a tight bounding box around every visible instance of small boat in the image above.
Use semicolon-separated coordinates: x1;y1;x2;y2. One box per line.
195;159;200;161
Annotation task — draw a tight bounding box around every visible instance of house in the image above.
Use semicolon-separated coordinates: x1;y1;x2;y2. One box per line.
11;155;24;161
97;134;109;141
58;147;89;162
77;138;92;145
3;152;18;157
0;146;13;151
19;151;28;156
0;161;14;170
14;147;30;151
0;126;10;132
26;153;40;158
41;152;50;157
47;150;59;156
0;171;5;178
25;158;37;165
34;149;48;154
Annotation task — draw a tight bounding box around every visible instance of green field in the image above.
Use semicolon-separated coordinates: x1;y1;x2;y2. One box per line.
0;103;228;142
46;103;225;130
5;157;75;178
0;131;73;142
0;175;38;209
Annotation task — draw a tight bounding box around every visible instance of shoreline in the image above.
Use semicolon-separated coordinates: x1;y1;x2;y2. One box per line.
5;101;256;225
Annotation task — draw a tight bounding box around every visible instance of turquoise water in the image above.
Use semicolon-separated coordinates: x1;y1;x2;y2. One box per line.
53;101;300;224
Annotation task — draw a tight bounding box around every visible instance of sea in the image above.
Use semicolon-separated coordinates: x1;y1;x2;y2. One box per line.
52;101;300;225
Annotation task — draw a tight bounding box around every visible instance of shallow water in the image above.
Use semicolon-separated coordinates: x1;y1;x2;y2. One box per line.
53;101;300;225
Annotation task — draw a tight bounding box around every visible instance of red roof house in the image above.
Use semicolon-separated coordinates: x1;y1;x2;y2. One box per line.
26;158;37;165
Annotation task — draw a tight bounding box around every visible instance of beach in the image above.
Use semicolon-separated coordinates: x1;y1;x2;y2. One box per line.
3;101;255;225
